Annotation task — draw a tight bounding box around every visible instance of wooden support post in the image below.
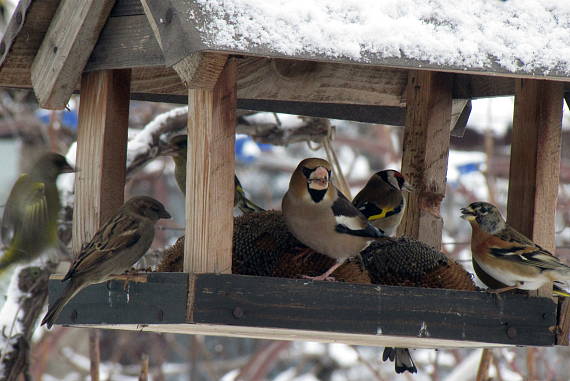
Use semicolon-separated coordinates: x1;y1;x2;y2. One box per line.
507;79;563;299
397;71;453;249
73;68;130;381
31;0;116;109
72;69;131;250
177;55;235;274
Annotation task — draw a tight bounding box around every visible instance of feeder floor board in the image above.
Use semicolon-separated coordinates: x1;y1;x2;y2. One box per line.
47;273;557;348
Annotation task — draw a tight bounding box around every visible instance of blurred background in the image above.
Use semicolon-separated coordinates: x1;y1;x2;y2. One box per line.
2;1;570;380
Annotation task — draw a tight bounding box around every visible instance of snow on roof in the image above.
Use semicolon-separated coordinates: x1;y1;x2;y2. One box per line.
189;0;570;75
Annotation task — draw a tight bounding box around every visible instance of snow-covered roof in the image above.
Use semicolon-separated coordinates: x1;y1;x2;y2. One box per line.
156;0;570;79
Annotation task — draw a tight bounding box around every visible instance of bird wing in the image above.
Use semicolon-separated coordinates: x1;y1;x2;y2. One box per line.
354;200;403;222
332;192;384;238
488;234;570;272
1;174;48;245
64;214;142;280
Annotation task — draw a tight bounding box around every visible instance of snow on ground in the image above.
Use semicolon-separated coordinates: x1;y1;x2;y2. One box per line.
189;0;570;74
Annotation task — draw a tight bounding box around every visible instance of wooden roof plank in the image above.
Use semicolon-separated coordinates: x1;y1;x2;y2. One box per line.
143;0;570;82
31;0;116;109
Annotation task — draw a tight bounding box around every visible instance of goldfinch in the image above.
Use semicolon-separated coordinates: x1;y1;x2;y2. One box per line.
461;201;570;293
165;134;263;214
0;152;74;274
41;196;171;328
282;158;384;281
352;170;413;236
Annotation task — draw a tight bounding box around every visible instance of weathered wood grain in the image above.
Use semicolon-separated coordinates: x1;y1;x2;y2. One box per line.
47;273;188;325
73;69;131;249
174;53;229;89
31;0;116;109
0;0;60;88
189;274;555;346
557;298;570;345
85;15;164;71
183;59;236;275
237;57;407;107
397;71;453;249
507;79;564;298
48;273;556;347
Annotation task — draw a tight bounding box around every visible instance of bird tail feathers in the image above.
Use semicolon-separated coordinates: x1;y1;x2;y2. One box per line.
382;347;417;374
41;282;83;329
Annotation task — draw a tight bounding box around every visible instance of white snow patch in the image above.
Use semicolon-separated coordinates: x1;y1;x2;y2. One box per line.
329;343;358;366
242;112;305;129
188;0;570;74
468;97;514;135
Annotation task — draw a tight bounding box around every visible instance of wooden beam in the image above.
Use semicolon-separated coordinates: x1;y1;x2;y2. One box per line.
73;69;131;249
31;0;116;110
47;273;557;347
182;57;236;274
397;71;453;249
507;79;564;298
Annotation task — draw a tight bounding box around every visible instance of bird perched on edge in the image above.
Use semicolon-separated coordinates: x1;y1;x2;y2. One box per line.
352;169;416;374
165;134;263;214
461;201;570;293
0;152;74;274
41;196;171;328
352;170;413;236
282;158;384;281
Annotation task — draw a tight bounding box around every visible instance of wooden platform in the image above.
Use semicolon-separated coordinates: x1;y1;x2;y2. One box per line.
47;273;558;348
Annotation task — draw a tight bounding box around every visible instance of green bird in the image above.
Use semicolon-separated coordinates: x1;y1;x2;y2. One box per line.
0;152;74;274
165;134;264;214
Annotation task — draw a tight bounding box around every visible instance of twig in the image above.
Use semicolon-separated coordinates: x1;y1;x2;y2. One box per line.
89;330;101;381
350;346;386;381
476;349;493;381
139;354;149;381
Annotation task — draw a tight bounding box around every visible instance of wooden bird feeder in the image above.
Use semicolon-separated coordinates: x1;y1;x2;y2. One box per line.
1;0;569;349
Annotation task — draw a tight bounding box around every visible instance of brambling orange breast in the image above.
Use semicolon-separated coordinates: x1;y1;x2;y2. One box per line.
282;158;384;281
461;201;570;293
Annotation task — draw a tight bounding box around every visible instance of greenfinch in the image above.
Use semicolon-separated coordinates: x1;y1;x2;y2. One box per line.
41;196;171;328
165;134;263;214
0;152;74;274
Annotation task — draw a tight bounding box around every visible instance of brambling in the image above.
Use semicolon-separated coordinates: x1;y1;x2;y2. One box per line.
0;153;74;274
41;196;171;328
461;201;570;293
282;158;384;281
352;170;413;236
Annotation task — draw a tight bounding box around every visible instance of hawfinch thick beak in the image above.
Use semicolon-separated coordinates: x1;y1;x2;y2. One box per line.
308;166;329;190
460;207;476;221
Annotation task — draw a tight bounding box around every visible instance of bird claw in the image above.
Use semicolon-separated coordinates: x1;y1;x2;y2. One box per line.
301;274;337;282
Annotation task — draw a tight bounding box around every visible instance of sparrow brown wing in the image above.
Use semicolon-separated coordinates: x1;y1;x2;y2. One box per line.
63;214;142;281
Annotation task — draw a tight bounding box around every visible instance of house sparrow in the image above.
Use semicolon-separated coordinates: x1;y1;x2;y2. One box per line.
461;201;570;293
165;134;263;214
0;152;74;274
282;158;383;281
41;196;171;328
352;170;413;236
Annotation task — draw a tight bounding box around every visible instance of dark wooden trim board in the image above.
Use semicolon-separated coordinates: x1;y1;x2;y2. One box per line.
48;273;557;347
48;272;188;325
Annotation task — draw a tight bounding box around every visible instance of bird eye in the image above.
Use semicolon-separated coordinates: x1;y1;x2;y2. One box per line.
302;167;313;178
